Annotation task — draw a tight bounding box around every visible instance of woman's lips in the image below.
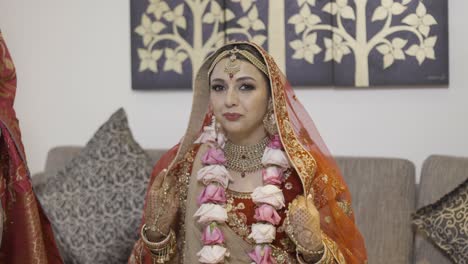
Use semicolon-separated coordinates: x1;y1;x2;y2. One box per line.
223;113;241;121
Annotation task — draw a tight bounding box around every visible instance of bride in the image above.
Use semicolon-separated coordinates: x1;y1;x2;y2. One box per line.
128;42;367;264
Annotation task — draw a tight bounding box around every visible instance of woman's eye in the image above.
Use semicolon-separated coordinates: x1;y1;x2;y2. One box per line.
239;84;255;91
211;85;225;92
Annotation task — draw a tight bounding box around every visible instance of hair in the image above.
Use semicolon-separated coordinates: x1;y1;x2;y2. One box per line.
209;43;271;97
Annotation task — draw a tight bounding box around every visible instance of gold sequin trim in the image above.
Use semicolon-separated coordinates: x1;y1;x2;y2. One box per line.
323;232;346;264
226;189;252;199
262;51;317;197
168;145;199;264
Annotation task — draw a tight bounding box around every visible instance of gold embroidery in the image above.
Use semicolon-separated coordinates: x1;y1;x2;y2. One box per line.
272;245;298;264
322;174;329;183
174;145;199;264
224;192;296;263
261;51;317;198
225;192;251;241
322;232;346;264
337;200;353;217
324;216;332;224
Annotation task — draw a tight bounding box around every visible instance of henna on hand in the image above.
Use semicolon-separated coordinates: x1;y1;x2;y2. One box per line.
144;171;179;241
286;195;323;254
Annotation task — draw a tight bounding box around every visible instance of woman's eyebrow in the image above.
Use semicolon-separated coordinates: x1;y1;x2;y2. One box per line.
210;78;226;84
235;76;256;82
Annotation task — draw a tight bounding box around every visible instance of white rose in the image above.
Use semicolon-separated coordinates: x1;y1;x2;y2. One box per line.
194;203;228;224
248;223;276;244
251;185;285;209
197;165;233;188
195;126;217;144
261;147;290;168
197;245;230;263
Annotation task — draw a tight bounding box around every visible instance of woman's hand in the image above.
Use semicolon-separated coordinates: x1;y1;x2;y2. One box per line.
144;170;179;241
286;194;324;257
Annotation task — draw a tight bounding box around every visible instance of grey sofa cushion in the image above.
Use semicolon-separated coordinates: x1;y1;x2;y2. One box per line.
34;148;166;187
35;109;153;264
336;157;416;264
414;155;468;264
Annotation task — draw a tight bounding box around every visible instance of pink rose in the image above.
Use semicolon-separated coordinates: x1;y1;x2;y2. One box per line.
268;134;283;149
261;147;289;169
248;245;276;264
262;167;284;185
197;184;227;205
202;148;226;165
202;224;225;245
254;204;281;226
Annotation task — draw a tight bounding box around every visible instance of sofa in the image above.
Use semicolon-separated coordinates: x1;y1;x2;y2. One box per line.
32;147;467;264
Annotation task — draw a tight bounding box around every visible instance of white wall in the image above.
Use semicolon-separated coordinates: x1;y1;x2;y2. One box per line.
1;1;467;181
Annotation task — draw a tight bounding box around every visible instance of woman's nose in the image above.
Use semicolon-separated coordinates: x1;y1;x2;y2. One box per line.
224;87;238;107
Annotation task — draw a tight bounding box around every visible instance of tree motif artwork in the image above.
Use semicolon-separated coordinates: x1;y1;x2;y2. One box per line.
130;0;448;89
287;0;447;86
131;0;267;89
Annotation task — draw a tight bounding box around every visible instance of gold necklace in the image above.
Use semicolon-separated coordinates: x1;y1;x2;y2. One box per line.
224;137;269;178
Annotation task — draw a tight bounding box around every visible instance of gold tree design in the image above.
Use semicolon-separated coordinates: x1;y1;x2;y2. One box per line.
134;0;267;80
288;0;438;86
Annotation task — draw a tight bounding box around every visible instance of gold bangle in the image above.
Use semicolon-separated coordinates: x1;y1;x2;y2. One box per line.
141;224;172;250
296;245;330;264
141;225;177;263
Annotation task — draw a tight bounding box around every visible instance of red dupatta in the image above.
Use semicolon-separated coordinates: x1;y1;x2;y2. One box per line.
0;31;63;263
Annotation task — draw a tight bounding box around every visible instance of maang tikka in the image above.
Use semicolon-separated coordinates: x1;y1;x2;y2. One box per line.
263;98;278;135
224;47;241;79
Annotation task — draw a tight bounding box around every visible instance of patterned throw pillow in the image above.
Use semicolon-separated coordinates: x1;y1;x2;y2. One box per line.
412;178;468;264
38;108;152;264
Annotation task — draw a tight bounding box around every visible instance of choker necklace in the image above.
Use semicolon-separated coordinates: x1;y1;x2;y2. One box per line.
224;137;269;177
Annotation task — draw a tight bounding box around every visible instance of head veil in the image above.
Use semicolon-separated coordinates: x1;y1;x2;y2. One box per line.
149;41;367;263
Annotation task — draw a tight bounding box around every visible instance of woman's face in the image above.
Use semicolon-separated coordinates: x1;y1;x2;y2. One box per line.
209;57;269;144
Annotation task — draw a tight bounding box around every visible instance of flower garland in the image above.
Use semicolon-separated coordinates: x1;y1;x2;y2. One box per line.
194;124;290;264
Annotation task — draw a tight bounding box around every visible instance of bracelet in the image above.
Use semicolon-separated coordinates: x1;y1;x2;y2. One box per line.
141;224;177;263
296;245;330;264
141;224;171;250
285;214;325;257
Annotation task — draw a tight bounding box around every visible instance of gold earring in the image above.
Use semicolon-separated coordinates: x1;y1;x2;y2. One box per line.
263;99;277;135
